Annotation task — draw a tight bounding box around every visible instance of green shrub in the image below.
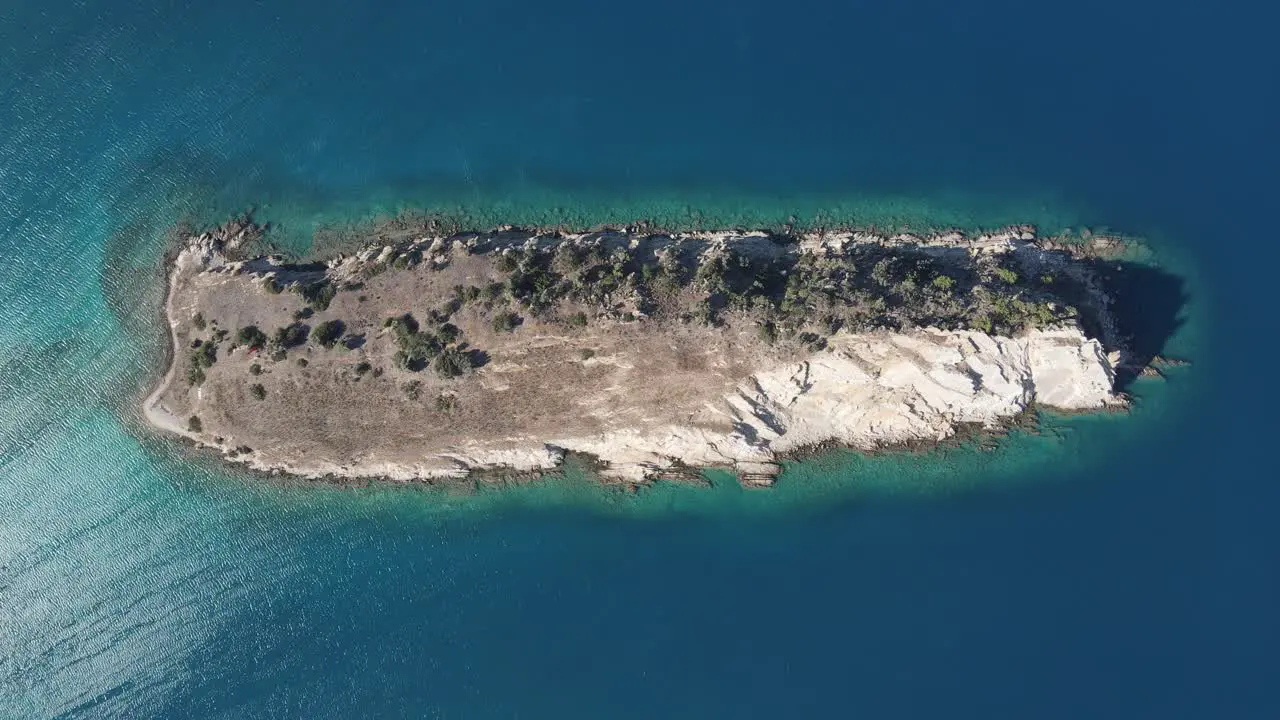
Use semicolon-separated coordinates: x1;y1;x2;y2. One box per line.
1031;302;1060;327
440;296;463;316
192;312;206;330
249;363;262;376
186;364;206;386
569;311;588;327
191;342;217;368
932;275;956;291
302;281;338;311
994;267;1019;284
757;321;777;344
354;361;371;376
435;394;456;412
695;301;717;326
275;323;309;348
384;313;419;336
187;415;202;433
871;258;897;287
436;323;460;344
491;310;520;333
799;331;827;352
249;383;266;400
433;346;472;379
237;325;267;350
394;332;442;371
496;253;519;273
313;319;345;348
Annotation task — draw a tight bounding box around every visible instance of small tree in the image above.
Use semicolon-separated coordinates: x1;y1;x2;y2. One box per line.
433;346;472;379
275;323;309;348
237;325;268;350
313;319;345;348
436;323;461;344
302;281;337;311
249;383;267;400
192;343;217;368
187;415;203;433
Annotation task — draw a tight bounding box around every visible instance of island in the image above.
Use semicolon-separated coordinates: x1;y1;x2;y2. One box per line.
143;215;1162;486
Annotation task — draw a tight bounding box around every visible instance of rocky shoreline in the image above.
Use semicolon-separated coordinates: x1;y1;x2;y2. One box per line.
143;218;1150;487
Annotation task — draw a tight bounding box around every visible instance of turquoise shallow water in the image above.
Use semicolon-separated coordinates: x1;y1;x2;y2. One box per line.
2;0;1277;717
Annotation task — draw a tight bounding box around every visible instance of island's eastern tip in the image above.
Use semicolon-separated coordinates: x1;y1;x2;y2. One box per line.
143;214;1178;487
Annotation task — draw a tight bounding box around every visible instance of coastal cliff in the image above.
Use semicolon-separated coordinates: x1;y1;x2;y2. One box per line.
144;218;1134;486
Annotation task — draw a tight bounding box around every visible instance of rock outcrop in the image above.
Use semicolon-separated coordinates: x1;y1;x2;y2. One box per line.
504;326;1117;484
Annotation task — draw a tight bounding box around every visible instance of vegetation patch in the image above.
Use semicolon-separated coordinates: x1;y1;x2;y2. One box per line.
301;281;338;311
187;341;217;385
433;346;473;379
237;325;268;350
274;323;309;348
491;310;521;333
313;319;345;348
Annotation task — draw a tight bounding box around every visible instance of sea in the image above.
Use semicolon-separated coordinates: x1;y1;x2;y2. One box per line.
1;0;1277;717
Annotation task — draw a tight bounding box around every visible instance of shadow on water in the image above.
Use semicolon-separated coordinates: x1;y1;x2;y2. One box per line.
1092;259;1191;390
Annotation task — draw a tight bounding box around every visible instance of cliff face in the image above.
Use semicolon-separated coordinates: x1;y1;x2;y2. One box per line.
441;327;1118;484
144;223;1126;486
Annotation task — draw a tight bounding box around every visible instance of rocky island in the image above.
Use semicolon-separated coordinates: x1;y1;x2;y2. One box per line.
144;216;1156;486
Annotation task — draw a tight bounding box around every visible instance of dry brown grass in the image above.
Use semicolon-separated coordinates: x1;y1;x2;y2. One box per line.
156;244;799;473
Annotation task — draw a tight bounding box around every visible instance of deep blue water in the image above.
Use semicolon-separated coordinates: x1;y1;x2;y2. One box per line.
1;0;1277;717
